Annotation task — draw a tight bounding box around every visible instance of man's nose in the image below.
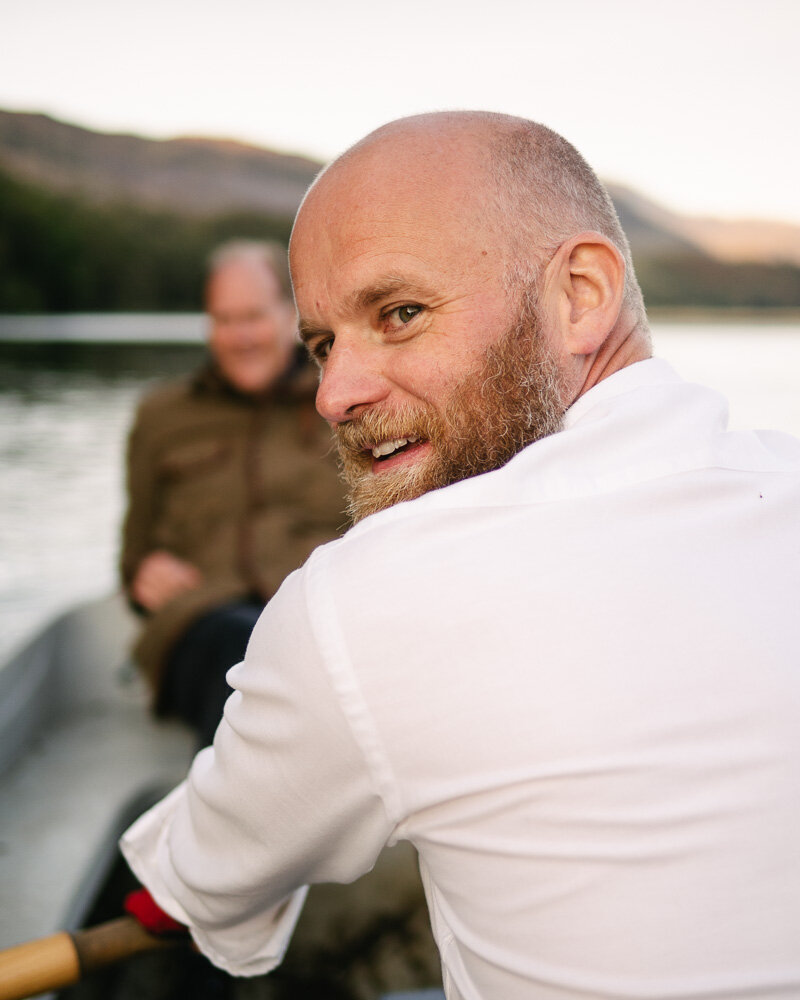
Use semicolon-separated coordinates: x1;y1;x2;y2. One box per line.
316;340;390;424
229;315;265;342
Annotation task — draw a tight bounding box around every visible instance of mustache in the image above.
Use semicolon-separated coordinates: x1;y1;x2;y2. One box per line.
335;407;439;456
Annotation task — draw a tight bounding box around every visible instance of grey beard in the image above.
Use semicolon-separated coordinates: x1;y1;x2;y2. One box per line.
336;308;566;523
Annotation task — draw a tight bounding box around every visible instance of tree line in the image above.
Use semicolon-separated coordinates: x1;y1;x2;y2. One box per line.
635;254;800;310
2;165;799;312
0;167;293;312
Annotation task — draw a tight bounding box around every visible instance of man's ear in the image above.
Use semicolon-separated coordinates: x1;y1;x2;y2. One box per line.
543;232;626;357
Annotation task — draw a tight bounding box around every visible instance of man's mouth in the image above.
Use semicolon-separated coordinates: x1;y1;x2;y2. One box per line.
364;435;430;472
334;411;435;476
369;435;420;460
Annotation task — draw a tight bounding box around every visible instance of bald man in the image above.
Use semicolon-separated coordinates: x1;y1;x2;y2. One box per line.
122;114;800;999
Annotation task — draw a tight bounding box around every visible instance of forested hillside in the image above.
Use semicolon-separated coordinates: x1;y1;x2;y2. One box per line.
0;167;292;311
2;110;799;312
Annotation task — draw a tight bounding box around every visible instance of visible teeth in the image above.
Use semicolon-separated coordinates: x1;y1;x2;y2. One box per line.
371;436;419;459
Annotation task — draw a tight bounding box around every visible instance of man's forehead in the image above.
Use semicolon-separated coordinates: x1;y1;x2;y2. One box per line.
293;179;499;298
293;212;499;305
297;184;475;250
296;124;497;237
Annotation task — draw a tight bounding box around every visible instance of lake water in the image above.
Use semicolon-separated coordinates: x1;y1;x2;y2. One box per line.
1;314;799;664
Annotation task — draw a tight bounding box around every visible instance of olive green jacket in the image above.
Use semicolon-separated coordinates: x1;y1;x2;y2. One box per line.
120;354;346;704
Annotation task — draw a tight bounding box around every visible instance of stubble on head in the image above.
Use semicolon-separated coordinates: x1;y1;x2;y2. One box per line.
336;288;567;523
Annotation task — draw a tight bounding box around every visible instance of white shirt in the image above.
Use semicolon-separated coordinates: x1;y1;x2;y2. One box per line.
122;359;800;999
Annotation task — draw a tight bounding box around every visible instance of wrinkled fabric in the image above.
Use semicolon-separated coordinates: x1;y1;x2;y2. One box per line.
122;359;800;998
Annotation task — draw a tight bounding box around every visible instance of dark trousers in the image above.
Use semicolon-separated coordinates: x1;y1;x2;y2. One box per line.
161;600;263;748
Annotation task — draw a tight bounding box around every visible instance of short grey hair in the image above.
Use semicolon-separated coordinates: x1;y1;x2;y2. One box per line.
489;117;648;330
206;239;292;302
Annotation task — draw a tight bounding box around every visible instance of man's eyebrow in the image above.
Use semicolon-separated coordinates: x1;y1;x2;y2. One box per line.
298;276;434;344
298;319;327;345
347;276;412;312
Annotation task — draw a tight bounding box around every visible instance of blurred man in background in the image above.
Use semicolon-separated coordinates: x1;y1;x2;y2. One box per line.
121;240;345;746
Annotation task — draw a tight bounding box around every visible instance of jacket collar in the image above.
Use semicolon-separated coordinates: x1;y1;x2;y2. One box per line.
191;346;317;404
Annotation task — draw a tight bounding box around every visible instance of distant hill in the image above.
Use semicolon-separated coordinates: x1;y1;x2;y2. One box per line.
607;183;800;268
0;110;321;217
606;183;707;259
1;108;799;312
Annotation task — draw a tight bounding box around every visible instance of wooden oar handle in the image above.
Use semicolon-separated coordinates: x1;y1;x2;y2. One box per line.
0;916;177;1000
73;915;177;974
0;931;79;1000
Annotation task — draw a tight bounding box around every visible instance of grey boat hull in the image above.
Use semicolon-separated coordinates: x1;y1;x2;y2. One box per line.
0;594;194;959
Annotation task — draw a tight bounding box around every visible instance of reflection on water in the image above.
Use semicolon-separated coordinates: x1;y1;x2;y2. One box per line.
1;319;799;664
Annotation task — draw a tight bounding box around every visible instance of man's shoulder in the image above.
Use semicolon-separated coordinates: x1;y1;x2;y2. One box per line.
135;374;196;416
132;365;243;425
303;482;493;592
304;356;800;577
129;372;225;450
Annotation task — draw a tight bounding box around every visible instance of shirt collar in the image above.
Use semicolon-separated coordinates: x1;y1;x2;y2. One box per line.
562;358;683;431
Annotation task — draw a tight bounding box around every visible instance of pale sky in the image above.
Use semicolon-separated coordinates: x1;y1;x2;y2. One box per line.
2;0;799;223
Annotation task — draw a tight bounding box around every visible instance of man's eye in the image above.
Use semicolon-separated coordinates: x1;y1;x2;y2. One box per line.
387;304;422;326
310;337;333;362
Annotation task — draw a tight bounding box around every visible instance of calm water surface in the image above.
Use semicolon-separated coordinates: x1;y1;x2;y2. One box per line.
1;315;799;663
0;331;206;660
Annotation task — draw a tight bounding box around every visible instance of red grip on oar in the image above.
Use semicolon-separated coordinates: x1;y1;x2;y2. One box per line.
124;888;187;936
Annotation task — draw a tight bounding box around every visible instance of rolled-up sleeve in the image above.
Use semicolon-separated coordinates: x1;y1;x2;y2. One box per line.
120;549;397;976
